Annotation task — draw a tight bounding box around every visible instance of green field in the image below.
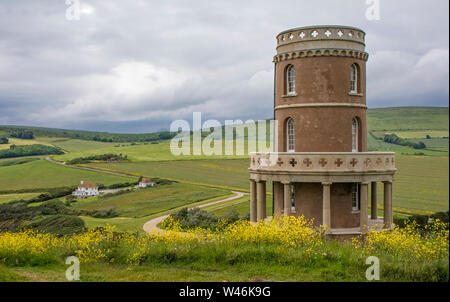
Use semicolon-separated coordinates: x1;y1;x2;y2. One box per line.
384;130;449;139
88;159;253;191
0;137;53;150
72;183;230;218
52;140;250;162
37;137;117;153
367;107;449;131
0;159;134;191
0;193;42;204
88;155;449;214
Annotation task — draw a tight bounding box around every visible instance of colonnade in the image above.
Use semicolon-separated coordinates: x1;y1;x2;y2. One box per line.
249;180;393;232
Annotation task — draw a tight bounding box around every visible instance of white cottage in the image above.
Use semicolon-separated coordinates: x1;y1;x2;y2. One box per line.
139;178;155;188
72;181;99;197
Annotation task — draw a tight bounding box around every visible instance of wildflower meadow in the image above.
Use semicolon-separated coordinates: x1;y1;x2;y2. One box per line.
0;216;448;282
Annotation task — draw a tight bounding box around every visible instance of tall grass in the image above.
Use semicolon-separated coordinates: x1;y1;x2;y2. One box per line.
0;217;448;281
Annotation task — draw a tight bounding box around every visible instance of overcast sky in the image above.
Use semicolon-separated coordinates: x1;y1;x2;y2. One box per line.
0;0;448;133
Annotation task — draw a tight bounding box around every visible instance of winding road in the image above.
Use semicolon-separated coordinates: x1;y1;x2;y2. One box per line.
43;157;248;233
142;191;245;234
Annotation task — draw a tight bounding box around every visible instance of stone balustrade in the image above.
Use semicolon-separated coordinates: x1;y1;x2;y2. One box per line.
249;152;396;173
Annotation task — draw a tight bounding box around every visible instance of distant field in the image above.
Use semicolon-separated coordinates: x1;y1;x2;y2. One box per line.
386;130;448;139
52;140;249;162
367;107;449;131
0;138;53;150
72;183;230;218
37;137;116;153
88;155;449;213
368;132;449;156
0;159;134;191
88;159;254;191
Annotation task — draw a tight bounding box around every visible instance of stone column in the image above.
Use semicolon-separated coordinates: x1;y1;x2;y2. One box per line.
283;182;291;216
257;181;266;221
383;181;393;229
371;182;378;220
322;182;332;230
273;182;284;216
250;180;257;223
360;182;369;232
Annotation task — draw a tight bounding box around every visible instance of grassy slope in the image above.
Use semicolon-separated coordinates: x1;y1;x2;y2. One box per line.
0;159;133;191
37;137;117;153
88;159;252;191
52;140;249;162
72;183;230;218
89;155;449;213
0;193;42;204
0;137;54;150
367;107;449;131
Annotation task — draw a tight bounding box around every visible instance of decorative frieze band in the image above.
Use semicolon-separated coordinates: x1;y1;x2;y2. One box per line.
273;48;369;63
249;152;396;173
275;103;367;110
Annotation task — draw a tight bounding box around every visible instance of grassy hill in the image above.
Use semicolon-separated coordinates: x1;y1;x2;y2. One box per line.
0;125;177;143
0;159;133;192
367;107;449;131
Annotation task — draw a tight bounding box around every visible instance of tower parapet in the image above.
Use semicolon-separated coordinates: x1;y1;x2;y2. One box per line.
276;25;367;55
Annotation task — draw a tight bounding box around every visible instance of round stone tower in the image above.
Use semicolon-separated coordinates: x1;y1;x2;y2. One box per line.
249;25;396;236
274;25;368;153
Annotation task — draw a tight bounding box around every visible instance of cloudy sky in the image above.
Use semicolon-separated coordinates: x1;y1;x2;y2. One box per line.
0;0;448;133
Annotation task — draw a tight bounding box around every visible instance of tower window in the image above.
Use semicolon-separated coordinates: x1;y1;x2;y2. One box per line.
290;184;296;211
286;118;295;152
350;63;358;93
286;65;296;95
352;118;359;153
352;183;360;211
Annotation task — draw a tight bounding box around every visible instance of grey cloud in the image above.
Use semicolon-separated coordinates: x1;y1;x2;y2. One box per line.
0;0;448;132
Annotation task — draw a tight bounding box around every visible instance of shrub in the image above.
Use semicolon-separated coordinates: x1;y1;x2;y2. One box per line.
10;130;34;139
26;215;85;235
353;220;449;260
383;133;426;149
0;144;64;159
167;208;246;232
88;207;119;218
431;211;449;224
66;153;128;165
0;200;81;232
394;214;429;229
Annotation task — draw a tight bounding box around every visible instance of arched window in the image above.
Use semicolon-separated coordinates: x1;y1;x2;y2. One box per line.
286;65;296;95
352;118;359;152
350;64;358;93
286;118;295;152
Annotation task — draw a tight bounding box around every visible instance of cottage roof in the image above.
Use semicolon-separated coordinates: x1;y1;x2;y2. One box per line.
79;181;97;188
140;178;154;183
